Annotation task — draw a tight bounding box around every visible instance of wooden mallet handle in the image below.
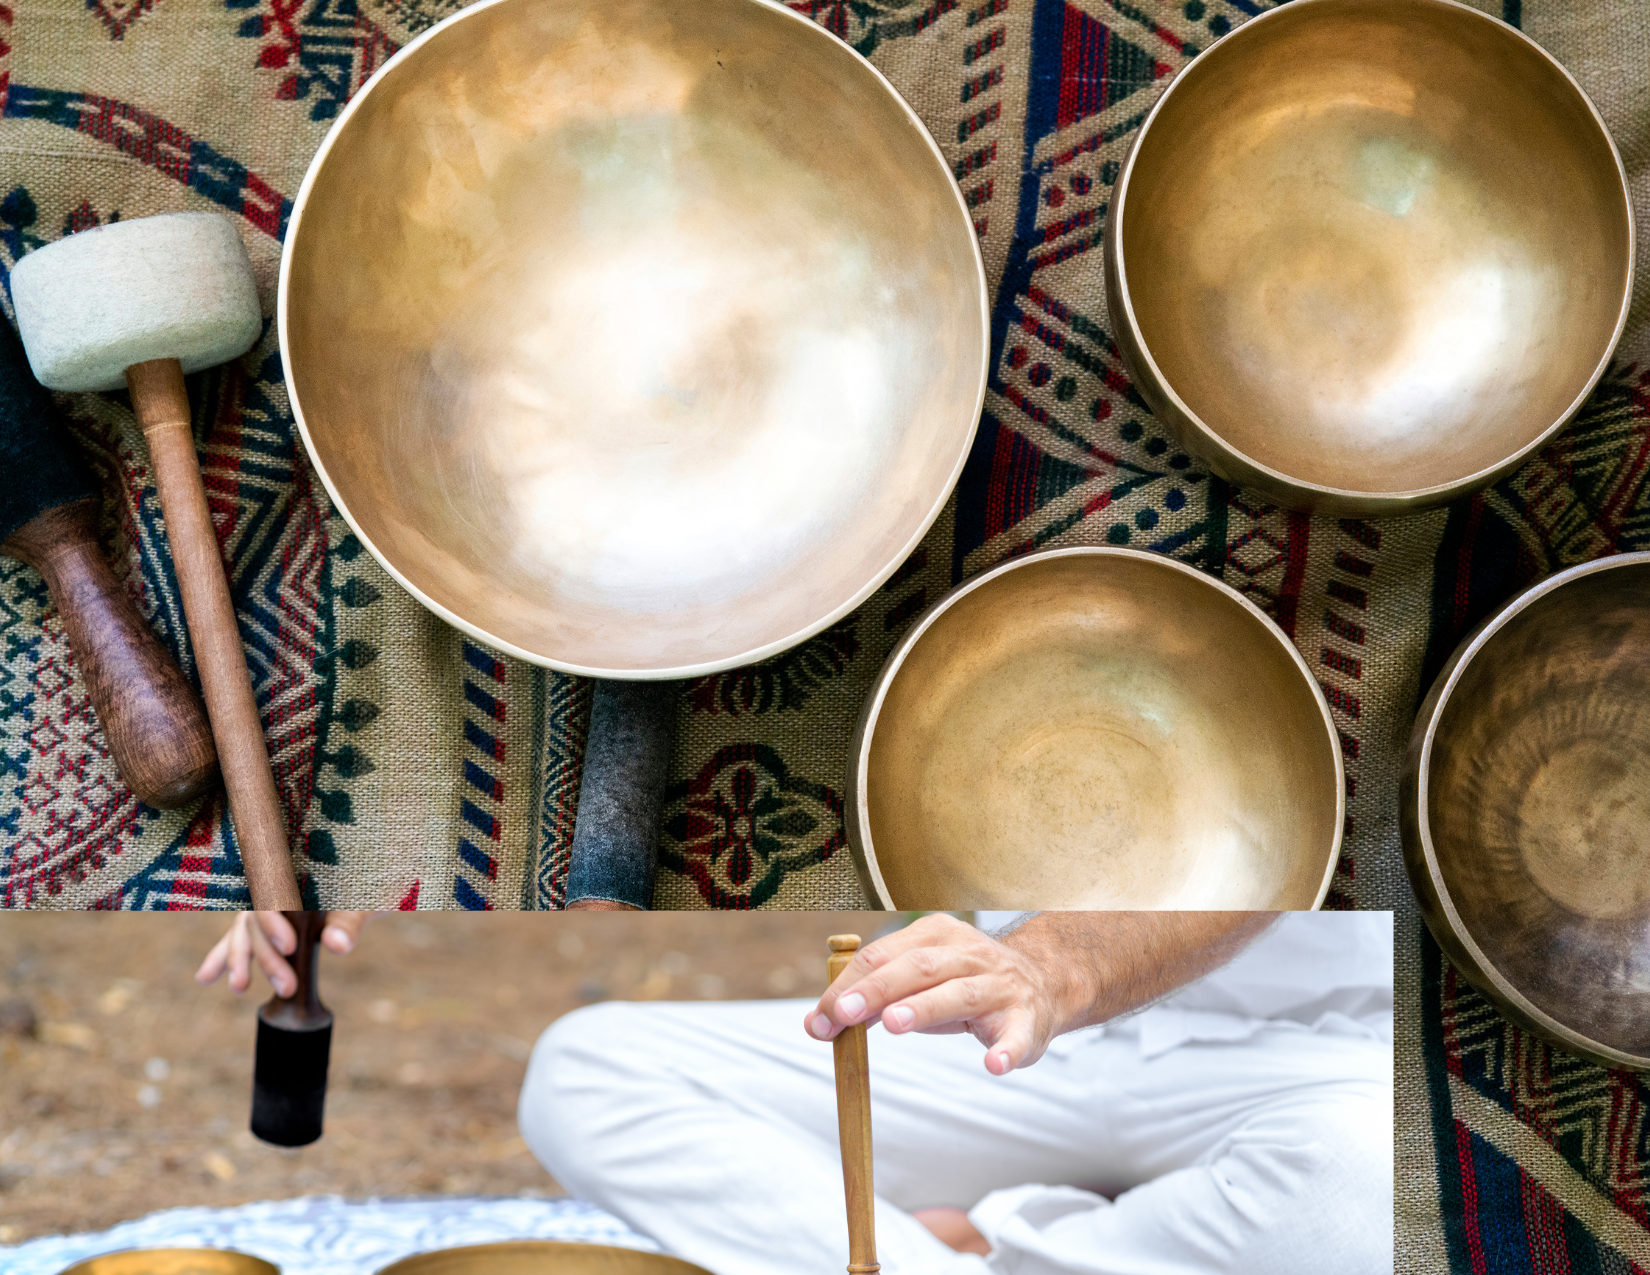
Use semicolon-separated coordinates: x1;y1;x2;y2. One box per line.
2;499;217;808
828;934;880;1275
127;357;299;911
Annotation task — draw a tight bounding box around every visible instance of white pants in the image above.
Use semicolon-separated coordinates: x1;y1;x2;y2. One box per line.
518;1000;1393;1275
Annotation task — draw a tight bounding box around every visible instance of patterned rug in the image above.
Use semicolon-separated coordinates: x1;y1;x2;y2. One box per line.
0;1;1648;1266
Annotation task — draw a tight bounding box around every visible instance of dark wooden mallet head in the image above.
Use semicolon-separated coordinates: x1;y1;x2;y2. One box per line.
251;910;334;1147
0;318;218;808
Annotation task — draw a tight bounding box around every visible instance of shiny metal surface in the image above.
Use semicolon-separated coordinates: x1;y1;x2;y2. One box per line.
58;1250;279;1275
1105;0;1633;515
376;1243;712;1275
848;548;1342;909
1403;552;1650;1070
281;0;987;678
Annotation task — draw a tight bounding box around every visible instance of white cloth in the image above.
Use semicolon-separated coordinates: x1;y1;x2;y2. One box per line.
518;913;1393;1275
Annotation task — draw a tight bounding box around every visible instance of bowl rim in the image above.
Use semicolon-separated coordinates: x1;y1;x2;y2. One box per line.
277;0;990;680
373;1240;715;1275
54;1249;281;1275
1108;0;1636;508
848;545;1346;909
1411;549;1650;1067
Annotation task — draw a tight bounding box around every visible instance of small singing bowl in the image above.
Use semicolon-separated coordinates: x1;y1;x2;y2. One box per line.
1402;552;1650;1069
57;1251;279;1275
1105;0;1633;516
282;0;987;679
376;1243;712;1275
847;548;1343;909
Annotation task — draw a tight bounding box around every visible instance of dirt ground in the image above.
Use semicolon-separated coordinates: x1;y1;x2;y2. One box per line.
0;911;899;1242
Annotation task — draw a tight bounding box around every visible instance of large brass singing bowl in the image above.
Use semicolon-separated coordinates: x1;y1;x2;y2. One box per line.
376;1243;712;1275
281;0;987;677
1402;552;1650;1070
1105;0;1633;516
57;1251;279;1275
848;549;1343;909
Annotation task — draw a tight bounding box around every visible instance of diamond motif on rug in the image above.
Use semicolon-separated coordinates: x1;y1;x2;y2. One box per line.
87;0;158;40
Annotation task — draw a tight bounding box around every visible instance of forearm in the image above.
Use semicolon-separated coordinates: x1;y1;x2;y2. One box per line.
1001;911;1278;1036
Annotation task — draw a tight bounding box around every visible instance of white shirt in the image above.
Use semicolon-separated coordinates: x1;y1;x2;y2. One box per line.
978;911;1395;1059
1135;910;1393;1056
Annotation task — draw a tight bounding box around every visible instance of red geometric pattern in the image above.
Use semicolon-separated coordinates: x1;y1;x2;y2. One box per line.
88;0;157;41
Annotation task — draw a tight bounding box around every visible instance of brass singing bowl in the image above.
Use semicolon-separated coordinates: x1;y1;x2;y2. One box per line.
1402;552;1650;1069
847;549;1343;909
281;0;987;677
1105;0;1633;515
376;1243;712;1275
57;1251;279;1275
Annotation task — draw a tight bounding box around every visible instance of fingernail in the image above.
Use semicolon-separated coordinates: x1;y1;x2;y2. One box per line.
886;1005;915;1031
325;927;353;953
809;1013;833;1039
838;992;866;1022
995;1051;1013;1074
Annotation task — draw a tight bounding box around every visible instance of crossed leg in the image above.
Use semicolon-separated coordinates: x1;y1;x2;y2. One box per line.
519;1000;1391;1275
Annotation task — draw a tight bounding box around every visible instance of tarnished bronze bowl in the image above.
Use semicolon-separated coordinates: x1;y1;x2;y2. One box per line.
1403;553;1650;1069
377;1243;712;1275
1105;0;1633;515
58;1251;279;1275
281;0;987;677
847;548;1342;909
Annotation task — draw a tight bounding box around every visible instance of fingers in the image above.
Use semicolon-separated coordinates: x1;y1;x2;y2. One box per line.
818;914;974;1003
253;910;297;956
837;947;991;1026
322;910;373;954
802;915;1051;1076
885;982;1042;1073
226;913;254;993
971;1006;1040;1075
248;918;296;997
880;974;997;1033
814;917;1002;1035
194;928;235;987
196;913;296;997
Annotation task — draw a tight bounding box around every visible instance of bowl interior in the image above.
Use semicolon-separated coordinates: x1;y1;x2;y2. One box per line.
284;0;984;674
863;552;1340;908
1121;0;1630;496
1426;561;1650;1057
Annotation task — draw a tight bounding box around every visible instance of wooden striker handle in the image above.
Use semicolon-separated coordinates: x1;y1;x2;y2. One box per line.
828;934;880;1275
127;358;300;911
2;498;218;808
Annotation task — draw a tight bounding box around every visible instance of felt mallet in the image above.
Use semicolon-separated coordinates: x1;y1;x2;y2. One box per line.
827;935;880;1275
11;212;300;910
0;319;218;807
251;909;332;1147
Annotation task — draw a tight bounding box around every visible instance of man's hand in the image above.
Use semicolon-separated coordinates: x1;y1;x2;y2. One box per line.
805;911;1276;1074
805;914;1062;1074
196;911;372;997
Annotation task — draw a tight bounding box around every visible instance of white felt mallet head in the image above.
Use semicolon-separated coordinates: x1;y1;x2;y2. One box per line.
10;211;262;393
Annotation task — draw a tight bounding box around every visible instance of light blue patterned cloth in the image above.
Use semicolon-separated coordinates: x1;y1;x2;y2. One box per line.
0;1195;657;1275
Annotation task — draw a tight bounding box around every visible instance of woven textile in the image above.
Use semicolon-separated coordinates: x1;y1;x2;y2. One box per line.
0;0;1648;1265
